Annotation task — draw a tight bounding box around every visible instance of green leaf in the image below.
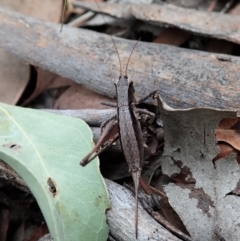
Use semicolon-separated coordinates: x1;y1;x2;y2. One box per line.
0;102;110;241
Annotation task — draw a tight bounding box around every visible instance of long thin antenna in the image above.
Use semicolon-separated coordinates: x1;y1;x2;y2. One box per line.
60;0;67;33
125;38;141;77
95;1;122;76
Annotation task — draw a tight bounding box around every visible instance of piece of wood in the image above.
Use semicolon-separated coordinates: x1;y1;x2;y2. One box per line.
74;1;240;44
44;109;116;126
105;179;182;241
0;8;240;111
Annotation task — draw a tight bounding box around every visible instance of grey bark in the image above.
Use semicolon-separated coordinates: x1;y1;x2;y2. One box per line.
0;8;240;111
74;1;240;44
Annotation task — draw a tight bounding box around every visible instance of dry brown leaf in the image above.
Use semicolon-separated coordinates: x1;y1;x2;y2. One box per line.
214;118;240;161
218;117;238;129
213;143;237;162
0;0;63;105
140;178;166;197
0;49;29;104
22;68;73;106
27;223;49;241
54;82;114;109
158;197;189;236
216;129;240;151
0;0;62;22
205;39;234;54
153;28;190;46
215;117;240;151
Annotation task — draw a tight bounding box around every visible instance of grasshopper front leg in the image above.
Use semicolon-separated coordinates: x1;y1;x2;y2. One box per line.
80;116;118;166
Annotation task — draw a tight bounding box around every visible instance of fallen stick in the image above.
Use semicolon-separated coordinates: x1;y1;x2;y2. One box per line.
0;8;239;111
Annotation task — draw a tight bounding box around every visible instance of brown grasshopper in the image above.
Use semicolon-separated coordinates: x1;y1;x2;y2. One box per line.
80;40;157;239
81;74;156;239
61;0;157;238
